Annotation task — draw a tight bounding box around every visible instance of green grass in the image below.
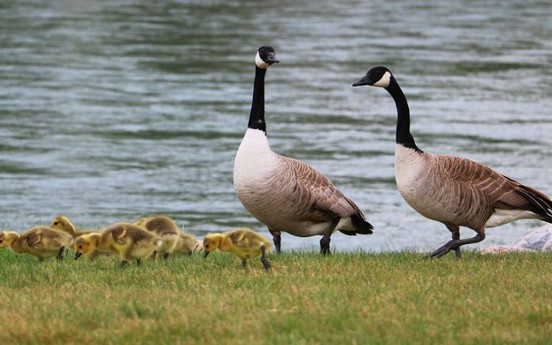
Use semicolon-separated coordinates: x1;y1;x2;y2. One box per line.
1;249;551;344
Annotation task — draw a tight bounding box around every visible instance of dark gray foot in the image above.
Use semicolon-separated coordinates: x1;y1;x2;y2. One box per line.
454;247;462;258
56;246;65;260
241;259;247;269
260;245;271;271
429;232;486;259
428;241;456;258
119;260;128;267
261;257;271;271
163;253;170;259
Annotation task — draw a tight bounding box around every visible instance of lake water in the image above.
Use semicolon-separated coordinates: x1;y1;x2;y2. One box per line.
1;0;551;252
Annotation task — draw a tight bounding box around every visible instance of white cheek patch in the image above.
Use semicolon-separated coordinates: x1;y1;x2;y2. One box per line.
374;71;391;88
255;52;270;69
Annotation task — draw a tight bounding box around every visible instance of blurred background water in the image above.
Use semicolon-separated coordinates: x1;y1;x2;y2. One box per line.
0;0;551;252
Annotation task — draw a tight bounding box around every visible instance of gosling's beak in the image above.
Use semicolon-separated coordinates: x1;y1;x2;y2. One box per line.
352;75;372;87
267;53;279;65
75;252;82;260
204;251;210;258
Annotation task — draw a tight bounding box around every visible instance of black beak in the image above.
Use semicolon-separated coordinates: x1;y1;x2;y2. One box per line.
75;252;82;260
204;251;210;258
352;75;372;87
267;53;279;65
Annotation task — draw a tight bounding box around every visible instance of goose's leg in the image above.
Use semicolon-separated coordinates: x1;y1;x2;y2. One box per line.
241;259;247;269
260;245;271;271
430;231;485;259
269;229;281;254
452;230;461;258
444;224;462;258
120;246;133;267
320;218;340;255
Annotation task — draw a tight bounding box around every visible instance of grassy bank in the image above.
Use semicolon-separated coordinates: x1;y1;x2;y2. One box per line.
1;249;551;344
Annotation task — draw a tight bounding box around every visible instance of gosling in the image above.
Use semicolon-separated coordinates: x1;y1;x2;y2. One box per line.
203;228;272;271
173;231;202;255
0;227;73;261
50;215;97;238
75;223;162;267
134;215;180;259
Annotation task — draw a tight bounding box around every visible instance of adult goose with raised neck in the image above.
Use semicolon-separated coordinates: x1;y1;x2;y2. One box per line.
353;66;552;258
233;46;373;254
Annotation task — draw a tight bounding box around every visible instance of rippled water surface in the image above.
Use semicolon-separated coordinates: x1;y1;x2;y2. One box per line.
1;0;551;252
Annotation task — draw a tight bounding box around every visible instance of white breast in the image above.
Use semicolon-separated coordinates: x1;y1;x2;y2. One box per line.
394;144;428;201
234;128;279;191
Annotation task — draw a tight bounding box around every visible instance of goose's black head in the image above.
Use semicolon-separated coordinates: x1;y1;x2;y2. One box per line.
255;46;279;69
352;66;392;88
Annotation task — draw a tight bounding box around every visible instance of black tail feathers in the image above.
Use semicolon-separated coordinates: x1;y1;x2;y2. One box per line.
339;214;373;236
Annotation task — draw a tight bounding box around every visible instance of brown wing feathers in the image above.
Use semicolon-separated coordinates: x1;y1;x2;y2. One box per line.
442;155;552;222
285;156;373;234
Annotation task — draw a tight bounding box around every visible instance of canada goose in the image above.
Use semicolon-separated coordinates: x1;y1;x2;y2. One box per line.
233;46;373;254
75;223;162;267
352;66;552;258
134;215;180;259
0;227;73;261
51;215;97;238
203;228;272;270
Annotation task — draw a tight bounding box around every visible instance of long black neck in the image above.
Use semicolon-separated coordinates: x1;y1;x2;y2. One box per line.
248;66;267;133
385;77;422;152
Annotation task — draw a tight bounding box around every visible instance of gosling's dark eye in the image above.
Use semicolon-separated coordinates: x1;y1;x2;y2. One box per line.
78;245;82;249
53;222;58;226
0;240;3;243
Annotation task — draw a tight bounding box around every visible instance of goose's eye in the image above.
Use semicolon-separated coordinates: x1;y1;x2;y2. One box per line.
78;245;82;249
53;222;58;226
0;240;3;243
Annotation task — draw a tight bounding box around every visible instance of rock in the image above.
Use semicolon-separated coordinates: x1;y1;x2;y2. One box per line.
480;245;534;255
480;224;552;254
512;224;552;251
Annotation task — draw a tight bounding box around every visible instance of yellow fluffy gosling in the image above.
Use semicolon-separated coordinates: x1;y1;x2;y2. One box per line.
75;223;162;267
174;232;202;255
203;228;272;271
0;227;73;261
50;215;97;238
51;215;107;259
134;215;180;259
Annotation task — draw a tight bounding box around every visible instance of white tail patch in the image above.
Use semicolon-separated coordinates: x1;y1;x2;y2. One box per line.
485;209;540;228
